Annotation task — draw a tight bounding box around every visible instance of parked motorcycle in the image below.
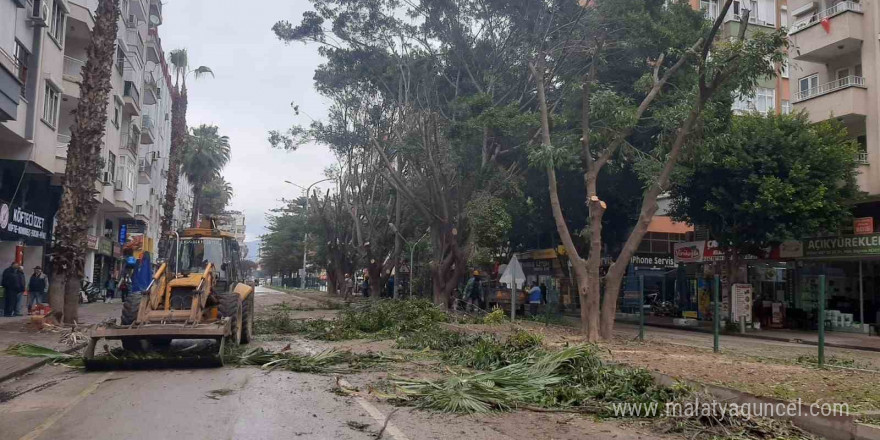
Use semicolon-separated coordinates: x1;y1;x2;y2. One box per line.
79;280;104;304
646;292;678;317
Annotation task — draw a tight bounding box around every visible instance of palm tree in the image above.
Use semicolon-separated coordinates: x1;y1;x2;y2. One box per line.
48;0;120;324
200;176;234;217
182;125;231;226
161;49;212;243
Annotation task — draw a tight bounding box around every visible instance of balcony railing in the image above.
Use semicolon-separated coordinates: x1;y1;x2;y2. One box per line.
790;1;863;34
121;131;139;154
63;56;86;78
793;75;865;102
856;152;869;164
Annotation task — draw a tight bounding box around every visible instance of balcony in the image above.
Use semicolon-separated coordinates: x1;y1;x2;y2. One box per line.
793;76;867;122
121;129;140;155
125;29;145;65
138;157;153;183
145;35;161;64
56;134;71;159
123;81;141;114
61;56;85;98
142;71;158;105
141;114;155;144
790;1;863;62
856;152;869;165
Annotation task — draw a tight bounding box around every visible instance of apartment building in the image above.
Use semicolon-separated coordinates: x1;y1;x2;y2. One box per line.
217;210;246;254
0;0;193;285
695;0;792;114
787;0;878;196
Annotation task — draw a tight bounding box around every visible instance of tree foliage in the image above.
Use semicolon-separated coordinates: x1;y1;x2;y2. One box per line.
670;113;860;255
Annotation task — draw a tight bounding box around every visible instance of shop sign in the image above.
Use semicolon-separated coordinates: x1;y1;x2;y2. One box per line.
630;254;675;268
777;240;803;259
98;237;113;256
87;235;98;250
529;249;558;260
521;259;552;274
674;241;706;263
0;200;48;241
804;234;880;257
113;244;122;259
118;224;128;245
731;284;753;323
854;217;874;235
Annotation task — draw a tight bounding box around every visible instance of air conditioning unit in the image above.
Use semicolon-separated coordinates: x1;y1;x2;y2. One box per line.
113;180;124;191
31;0;49;27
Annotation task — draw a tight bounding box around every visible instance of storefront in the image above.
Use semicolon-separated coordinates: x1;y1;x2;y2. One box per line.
91;237;117;288
0;199;52;274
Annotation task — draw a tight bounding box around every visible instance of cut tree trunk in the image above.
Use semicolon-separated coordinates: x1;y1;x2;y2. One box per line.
160;85;188;251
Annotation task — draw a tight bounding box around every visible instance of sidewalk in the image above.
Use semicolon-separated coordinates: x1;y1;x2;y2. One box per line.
0;302;120;382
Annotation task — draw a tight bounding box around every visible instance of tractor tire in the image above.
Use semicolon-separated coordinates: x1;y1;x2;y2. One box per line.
217;293;242;346
120;294;150;352
240;293;254;344
120;293;142;325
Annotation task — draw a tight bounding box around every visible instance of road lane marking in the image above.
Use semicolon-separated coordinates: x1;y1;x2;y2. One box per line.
18;372;114;440
338;378;411;440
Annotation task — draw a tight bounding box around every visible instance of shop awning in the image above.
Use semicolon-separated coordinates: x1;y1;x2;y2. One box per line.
647;216;692;234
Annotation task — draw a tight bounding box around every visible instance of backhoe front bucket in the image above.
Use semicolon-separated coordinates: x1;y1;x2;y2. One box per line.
83;321;231;370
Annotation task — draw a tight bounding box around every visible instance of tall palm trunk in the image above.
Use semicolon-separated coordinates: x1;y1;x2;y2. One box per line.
190;182;202;227
48;0;120;324
160;85;187;253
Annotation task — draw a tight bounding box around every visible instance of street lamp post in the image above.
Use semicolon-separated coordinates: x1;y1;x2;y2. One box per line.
285;178;332;289
390;223;430;298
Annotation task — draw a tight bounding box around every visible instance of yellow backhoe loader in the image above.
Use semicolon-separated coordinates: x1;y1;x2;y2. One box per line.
83;223;255;369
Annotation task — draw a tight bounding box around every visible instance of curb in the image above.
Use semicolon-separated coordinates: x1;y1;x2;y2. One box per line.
0;342;87;384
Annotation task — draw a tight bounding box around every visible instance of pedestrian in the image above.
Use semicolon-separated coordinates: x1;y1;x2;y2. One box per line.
2;262;26;317
539;282;548;304
465;270;483;312
27;266;48;312
361;276;370;298
105;275;117;303
119;276;130;302
528;281;542;317
344;274;354;297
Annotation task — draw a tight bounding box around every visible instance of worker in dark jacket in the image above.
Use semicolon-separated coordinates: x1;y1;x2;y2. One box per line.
2;262;26;317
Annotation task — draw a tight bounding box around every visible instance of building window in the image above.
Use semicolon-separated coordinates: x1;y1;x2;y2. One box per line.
48;1;66;44
781;99;792;115
733;87;775;114
112;99;121;127
780;60;789;78
116;45;125;73
799;74;818;98
42;82;60;128
700;0;719;19
780;6;788;29
107;152;117;183
13;41;29;97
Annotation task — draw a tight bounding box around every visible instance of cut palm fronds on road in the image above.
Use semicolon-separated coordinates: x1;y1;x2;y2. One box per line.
4;343;84;368
394;345;591;413
229;346;396;374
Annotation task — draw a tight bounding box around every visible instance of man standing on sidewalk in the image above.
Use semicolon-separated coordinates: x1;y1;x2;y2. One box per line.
2;262;26;317
27;266;47;312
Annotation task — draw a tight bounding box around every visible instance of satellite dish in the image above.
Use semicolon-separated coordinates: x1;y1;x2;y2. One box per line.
149;14;160;26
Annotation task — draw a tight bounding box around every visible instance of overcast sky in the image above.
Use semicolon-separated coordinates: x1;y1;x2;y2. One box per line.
159;0;334;243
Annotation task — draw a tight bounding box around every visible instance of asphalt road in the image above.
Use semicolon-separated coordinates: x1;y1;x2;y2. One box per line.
0;286;663;440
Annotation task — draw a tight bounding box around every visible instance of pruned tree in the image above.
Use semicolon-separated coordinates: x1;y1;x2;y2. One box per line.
529;0;788;340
